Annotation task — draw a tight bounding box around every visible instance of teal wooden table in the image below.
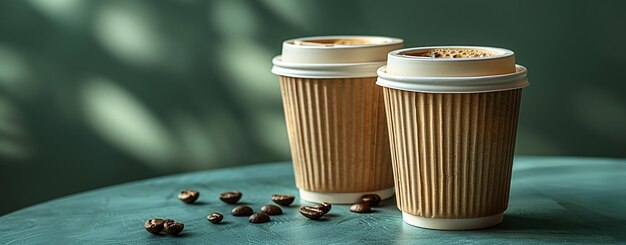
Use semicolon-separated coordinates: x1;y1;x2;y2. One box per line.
1;156;625;244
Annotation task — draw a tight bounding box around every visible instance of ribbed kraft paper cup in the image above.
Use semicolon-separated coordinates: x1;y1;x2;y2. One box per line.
272;36;404;204
376;46;529;230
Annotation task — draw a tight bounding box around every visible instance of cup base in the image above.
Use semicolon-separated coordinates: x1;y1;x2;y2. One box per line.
402;212;503;230
298;187;395;204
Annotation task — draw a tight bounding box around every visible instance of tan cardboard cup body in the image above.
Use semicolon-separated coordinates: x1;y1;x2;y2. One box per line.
376;46;529;230
272;36;404;204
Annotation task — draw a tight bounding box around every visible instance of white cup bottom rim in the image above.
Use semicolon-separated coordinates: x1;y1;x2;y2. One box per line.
402;212;504;230
298;187;395;204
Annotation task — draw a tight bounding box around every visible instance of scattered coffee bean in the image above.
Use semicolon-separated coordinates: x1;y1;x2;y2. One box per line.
207;212;224;224
350;202;371;213
312;204;325;214
178;190;199;204
232;205;253;216
299;206;324;220
249;212;271;224
316;202;331;214
271;194;295;206
144;218;165;234
361;194;381;207
220;191;242;204
163;220;184;235
261;204;283;215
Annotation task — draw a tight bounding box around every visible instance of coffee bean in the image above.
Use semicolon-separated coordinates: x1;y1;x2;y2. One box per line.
232;205;253;216
207;212;223;224
361;194;381;207
315;202;331;214
249;212;271;224
271;194;295;206
312;205;327;215
144;218;165;234
299;206;324;220
260;204;282;215
178;190;199;204
350;202;371;213
220;191;242;204
163;220;184;235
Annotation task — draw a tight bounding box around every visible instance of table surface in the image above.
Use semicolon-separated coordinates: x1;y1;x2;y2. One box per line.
1;156;625;244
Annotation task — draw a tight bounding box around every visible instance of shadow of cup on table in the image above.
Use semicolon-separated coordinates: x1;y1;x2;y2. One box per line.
395;198;625;243
482;207;626;243
494;158;626;242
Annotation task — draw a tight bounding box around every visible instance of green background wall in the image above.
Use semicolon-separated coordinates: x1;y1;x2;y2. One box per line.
1;0;625;215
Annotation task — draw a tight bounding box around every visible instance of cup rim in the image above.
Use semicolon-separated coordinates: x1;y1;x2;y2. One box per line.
390;46;515;62
272;35;403;78
283;35;403;50
376;64;529;93
272;56;385;78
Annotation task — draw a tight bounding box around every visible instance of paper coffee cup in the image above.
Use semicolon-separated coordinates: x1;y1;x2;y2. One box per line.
272;36;403;203
376;46;529;230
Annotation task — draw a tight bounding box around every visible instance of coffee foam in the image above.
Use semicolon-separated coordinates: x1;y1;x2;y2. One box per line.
403;48;501;59
294;38;389;47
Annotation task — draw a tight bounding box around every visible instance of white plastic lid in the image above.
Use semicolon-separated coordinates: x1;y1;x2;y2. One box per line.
272;36;404;78
376;46;529;93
